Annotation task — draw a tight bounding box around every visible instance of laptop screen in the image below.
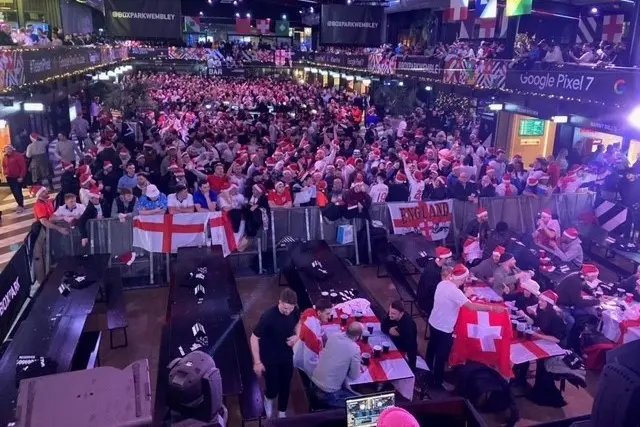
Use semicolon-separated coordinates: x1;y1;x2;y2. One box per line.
345;392;395;427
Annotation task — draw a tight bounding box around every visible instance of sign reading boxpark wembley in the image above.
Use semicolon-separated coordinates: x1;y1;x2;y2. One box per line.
505;63;635;105
396;56;443;79
105;0;182;39
320;5;384;46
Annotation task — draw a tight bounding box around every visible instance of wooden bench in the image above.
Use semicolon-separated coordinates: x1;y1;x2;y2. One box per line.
236;320;264;427
71;330;102;370
105;268;128;349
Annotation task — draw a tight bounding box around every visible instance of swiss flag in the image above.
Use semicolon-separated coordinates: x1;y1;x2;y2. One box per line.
235;17;251;35
256;18;270;34
450;307;513;377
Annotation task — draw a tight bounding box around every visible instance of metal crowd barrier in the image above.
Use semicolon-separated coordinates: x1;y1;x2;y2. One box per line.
43;193;595;281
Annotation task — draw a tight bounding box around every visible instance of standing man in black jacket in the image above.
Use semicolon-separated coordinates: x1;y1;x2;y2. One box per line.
417;246;453;316
381;300;418;371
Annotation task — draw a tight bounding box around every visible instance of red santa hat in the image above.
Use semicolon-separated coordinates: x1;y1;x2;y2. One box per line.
31;185;47;198
395;172;408;183
413;171;423;181
477;208;489;218
582;264;599;277
541;209;553;219
143;140;153;148
29;132;40;142
253;184;266;194
174;168;185;177
435;246;452;259
563;228;579;240
88;185;101;198
84;149;96;159
80;173;93;186
62;161;74;172
502;174;511;183
265;157;276;167
118;251;137;266
136;153;145;161
119;148;129;156
539;290;559;306
317;180;328;191
452;264;469;281
103;161;113;170
486;166;496;174
493;246;506;257
168;162;179;172
275;181;285;189
335;156;345;165
527;176;539;186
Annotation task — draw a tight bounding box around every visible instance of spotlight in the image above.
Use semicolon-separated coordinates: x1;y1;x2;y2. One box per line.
425;85;433;91
347;0;352;4
233;0;237;4
590;7;598;14
282;14;287;20
628;106;640;129
398;81;404;86
235;12;240;17
23;102;44;112
551;115;568;124
246;12;250;18
199;11;203;16
299;9;303;14
310;6;314;13
488;103;503;111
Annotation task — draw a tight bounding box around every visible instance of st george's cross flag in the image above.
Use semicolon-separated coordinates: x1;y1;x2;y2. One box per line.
450;307;513;377
133;213;209;254
444;0;469;22
387;200;453;240
210;211;246;257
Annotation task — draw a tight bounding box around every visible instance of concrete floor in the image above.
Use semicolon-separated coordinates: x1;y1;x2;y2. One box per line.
95;265;597;426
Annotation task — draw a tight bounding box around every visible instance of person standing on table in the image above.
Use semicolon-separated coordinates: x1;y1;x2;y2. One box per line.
293;297;333;376
548;228;584;267
427;264;506;390
492;252;530;296
417;246;453;316
513;290;569;407
250;288;301;419
310;322;363;408
470;245;505;283
533;209;561;248
504;279;540;311
381;300;418;371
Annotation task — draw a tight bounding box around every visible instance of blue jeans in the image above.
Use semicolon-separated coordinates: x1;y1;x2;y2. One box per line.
315;385;358;408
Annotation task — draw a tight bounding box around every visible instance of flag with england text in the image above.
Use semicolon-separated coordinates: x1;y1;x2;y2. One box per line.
133;213;209;254
210;211;246;257
450;307;513;377
387;200;453;240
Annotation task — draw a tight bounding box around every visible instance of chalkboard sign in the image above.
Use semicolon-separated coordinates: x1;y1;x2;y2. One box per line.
519;119;545;136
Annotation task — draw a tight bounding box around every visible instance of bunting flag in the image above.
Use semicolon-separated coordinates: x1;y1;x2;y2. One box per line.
256;18;270;34
276;20;290;36
476;0;497;19
506;0;532;17
235;17;251;34
602;14;625;43
477;18;497;38
444;0;469;22
459;9;476;39
184;16;201;33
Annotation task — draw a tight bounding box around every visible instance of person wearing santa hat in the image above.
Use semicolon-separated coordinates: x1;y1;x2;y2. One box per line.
25;132;53;190
548;228;584;267
268;181;292;208
492;252;532;296
386;171;410;202
495;174;518;197
417;246;454;316
245;183;270;237
505;278;540;312
534;209;561;249
464;208;490;250
54;193;86;223
78;186;104;247
581;264;601;291
470;245;505;282
619;265;640;301
427;263;505;389
368;172;389;203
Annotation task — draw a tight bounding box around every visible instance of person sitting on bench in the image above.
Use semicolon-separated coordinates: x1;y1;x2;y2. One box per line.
381;300;418;371
548;228;584;267
470;246;505;283
504;279;540;311
311;322;363;408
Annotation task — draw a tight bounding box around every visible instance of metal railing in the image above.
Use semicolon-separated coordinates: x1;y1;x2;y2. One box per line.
42;192;595;280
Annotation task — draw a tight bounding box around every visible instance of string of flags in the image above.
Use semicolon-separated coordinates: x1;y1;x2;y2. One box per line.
235;18;290;35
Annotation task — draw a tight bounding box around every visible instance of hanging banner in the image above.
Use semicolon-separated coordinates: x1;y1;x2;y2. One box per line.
105;0;182;39
387;200;453;240
0;243;31;341
320;4;384;46
207;67;246;78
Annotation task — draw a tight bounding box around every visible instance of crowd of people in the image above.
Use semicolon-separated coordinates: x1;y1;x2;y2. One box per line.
512;38;628;68
0;24;108;47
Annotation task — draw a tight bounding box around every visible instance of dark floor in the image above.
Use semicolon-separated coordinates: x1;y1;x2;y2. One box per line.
95;265;599;426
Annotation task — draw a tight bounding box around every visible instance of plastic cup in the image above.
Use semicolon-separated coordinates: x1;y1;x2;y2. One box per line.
367;324;374;335
340;314;348;326
617;288;626;298
355;311;363;322
361;353;371;366
373;345;382;357
516;322;526;339
382;342;390;354
362;331;370;344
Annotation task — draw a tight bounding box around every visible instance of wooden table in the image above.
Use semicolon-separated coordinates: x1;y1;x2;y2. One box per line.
0;255;109;426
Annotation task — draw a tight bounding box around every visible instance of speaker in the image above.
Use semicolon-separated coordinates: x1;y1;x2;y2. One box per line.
591;361;640;427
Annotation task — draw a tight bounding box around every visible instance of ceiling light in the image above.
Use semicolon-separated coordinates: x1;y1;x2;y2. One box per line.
235;12;239;17
551;115;568;123
282;14;287;20
425;85;433;91
246;12;251;18
488;103;503;111
590;7;598;14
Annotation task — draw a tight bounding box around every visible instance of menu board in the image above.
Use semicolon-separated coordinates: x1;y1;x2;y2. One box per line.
519;119;545;137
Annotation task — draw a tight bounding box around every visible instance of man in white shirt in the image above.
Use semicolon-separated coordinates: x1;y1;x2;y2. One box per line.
396;115;407;139
54;193;86;222
427;264;505;389
369;173;389;203
542;43;564;64
167;184;195;214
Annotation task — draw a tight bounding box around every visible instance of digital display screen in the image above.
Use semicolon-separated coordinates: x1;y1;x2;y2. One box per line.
519;119;545;136
346;392;395;427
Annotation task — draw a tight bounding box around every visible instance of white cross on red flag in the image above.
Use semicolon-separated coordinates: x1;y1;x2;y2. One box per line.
256;19;270;34
133;213;209;254
387;200;453;241
450;307;513;377
602;14;624;43
477;18;496;38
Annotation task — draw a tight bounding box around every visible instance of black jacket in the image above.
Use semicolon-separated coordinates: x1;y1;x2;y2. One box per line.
381;313;418;371
387;183;410;202
417;258;442;315
77;202;100;238
556;274;598;308
452;181;477;201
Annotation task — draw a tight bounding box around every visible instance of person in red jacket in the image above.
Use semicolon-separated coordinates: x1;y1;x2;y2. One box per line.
2;145;27;213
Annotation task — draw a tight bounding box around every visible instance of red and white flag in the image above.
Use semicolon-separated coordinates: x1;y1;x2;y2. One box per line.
602;14;624;43
477;18;496;38
275;49;291;67
450;307;513;377
133;213;209;254
387;200;453;240
210;211;245;257
256;19;270;34
444;0;469;22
